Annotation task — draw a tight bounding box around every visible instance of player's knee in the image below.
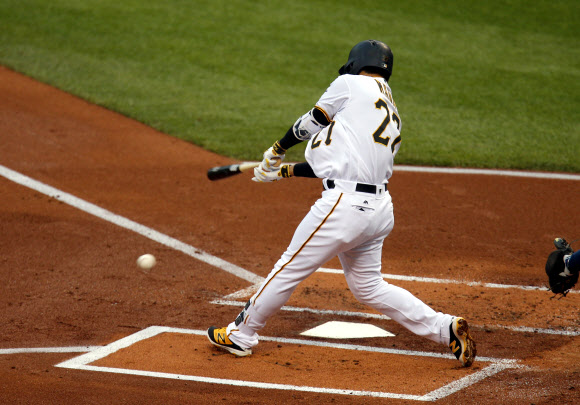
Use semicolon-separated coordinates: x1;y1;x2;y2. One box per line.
347;277;384;304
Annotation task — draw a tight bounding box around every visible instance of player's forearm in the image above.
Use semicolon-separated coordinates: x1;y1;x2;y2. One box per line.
262;107;328;179
291;162;317;178
278;126;302;151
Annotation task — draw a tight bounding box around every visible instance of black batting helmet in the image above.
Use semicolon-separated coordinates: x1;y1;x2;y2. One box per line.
338;40;394;81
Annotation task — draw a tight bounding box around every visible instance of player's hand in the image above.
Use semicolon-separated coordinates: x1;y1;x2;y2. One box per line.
252;164;293;182
259;142;286;172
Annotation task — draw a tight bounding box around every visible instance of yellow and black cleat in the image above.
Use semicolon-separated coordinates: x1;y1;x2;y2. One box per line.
449;317;476;367
207;326;252;357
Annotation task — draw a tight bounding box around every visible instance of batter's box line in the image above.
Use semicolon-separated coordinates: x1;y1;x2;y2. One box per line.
211;298;392;321
55;326;518;402
210;298;580;336
215;271;579;337
220;269;574;297
317;268;578;293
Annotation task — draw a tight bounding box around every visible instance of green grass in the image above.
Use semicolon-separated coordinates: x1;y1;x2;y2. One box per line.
0;0;578;172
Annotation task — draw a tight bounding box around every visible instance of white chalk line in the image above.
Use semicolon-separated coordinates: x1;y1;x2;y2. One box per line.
211;299;392;320
223;284;261;299
217;269;580;335
0;346;102;355
394;165;580;181
55;326;516;401
214;270;580;336
0;164;264;285
211;297;580;336
140;326;514;364
422;359;522;401
317;267;577;293
483;324;580;336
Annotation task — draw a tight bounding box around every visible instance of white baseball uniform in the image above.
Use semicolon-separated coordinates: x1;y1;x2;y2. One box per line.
227;74;455;349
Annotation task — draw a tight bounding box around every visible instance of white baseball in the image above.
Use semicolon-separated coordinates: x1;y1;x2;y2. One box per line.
137;254;156;270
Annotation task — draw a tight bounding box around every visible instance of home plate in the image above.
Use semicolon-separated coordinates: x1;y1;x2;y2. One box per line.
300;321;395;339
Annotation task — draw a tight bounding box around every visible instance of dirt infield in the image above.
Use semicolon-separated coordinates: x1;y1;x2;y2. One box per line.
0;65;579;404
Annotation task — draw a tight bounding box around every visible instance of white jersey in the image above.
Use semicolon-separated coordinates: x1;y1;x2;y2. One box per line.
304;74;402;185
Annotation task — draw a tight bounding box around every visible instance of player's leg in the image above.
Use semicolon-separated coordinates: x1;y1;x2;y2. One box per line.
339;240;454;345
225;192;349;349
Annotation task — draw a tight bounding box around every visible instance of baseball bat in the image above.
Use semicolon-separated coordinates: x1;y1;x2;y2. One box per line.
207;162;260;181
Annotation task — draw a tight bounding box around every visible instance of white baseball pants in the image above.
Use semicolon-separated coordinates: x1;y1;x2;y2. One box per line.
227;180;454;348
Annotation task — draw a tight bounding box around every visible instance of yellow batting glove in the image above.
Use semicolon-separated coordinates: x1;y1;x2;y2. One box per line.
260;141;286;172
252;164;294;183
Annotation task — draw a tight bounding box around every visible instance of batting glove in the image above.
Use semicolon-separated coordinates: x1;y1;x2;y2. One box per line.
259;141;286;172
252;164;293;183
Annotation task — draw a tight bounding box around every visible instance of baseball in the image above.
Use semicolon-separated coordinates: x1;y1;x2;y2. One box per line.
137;254;156;270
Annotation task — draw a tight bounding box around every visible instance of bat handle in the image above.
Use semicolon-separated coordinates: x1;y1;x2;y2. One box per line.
239;162;260;172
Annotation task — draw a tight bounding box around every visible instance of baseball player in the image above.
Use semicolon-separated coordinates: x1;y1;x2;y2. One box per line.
208;40;476;367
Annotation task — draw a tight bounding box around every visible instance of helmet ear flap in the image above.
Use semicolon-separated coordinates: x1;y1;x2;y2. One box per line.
338;61;354;75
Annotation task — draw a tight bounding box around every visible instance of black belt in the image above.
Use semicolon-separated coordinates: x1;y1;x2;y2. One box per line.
326;180;386;194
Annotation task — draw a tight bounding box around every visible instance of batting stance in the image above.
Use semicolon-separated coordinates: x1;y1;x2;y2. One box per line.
208;40;476;367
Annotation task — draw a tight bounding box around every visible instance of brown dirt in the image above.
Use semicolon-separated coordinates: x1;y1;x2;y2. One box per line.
1;65;579;404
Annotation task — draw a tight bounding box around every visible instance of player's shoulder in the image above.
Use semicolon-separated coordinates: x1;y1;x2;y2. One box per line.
321;75;352;99
327;74;374;93
322;74;393;103
328;74;350;87
335;73;369;84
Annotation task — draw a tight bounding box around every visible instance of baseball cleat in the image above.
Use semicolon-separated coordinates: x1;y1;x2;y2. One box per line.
207;326;252;357
449;317;476;367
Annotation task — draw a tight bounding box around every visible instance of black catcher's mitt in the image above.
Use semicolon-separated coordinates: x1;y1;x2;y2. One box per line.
545;238;577;297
